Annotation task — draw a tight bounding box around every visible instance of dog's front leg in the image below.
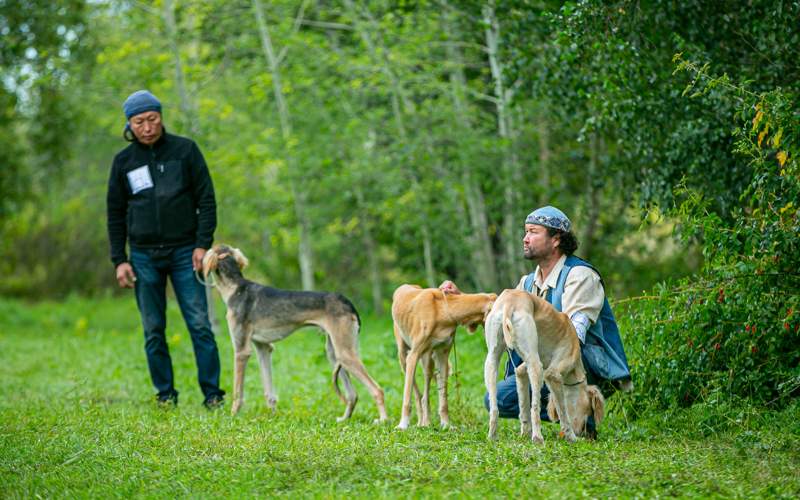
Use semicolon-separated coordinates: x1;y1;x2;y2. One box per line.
545;368;577;443
231;338;251;416
253;340;277;410
433;345;451;429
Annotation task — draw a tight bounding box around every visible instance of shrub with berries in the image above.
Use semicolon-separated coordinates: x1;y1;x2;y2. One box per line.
618;79;799;410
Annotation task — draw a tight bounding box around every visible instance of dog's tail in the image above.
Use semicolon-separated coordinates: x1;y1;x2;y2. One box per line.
502;303;514;344
331;362;348;404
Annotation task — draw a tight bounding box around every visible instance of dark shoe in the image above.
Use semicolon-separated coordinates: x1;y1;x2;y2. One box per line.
203;395;225;411
585;415;598;440
156;393;178;409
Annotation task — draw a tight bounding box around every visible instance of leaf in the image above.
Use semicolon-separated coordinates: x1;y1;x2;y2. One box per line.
757;129;767;147
770;128;783;148
776;151;788;166
751;109;763;131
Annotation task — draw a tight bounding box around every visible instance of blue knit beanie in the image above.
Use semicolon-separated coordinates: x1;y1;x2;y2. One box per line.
123;90;162;120
525;206;572;232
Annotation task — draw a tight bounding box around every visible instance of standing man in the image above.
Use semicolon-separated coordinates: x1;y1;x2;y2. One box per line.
441;206;631;434
107;90;225;409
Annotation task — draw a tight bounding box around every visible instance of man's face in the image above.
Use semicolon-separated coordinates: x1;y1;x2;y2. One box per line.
129;111;163;145
522;224;559;260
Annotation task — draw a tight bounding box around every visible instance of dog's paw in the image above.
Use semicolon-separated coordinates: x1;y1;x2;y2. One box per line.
396;417;410;430
372;416;389;425
265;395;278;409
558;430;577;443
532;435;544;445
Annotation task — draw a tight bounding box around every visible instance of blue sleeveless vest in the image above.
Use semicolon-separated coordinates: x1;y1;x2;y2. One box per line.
506;256;632;382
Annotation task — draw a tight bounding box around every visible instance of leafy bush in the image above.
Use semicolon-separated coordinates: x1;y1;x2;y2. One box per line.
620;65;800;409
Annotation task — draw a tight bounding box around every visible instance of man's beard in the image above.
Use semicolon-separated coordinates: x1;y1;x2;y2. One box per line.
523;247;536;260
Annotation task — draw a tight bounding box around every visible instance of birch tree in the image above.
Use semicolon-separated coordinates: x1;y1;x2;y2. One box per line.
252;0;315;290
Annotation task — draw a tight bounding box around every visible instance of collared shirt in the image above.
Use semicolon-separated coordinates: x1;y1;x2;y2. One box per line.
515;254;605;342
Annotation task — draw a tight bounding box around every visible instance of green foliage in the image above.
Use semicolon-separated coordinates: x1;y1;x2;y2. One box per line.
619;69;800;409
1;296;799;497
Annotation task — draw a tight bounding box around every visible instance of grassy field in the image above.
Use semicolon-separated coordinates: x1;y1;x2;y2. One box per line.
1;295;798;498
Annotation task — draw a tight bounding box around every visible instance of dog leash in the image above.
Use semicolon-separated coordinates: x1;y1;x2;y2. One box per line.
441;291;458;324
195;269;217;288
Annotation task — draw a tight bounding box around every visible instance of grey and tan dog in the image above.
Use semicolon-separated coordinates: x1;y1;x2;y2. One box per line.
203;244;387;422
391;284;496;430
484;289;604;443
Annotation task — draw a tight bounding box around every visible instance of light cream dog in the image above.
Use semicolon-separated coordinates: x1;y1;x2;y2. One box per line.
391;284;496;430
484;289;604;442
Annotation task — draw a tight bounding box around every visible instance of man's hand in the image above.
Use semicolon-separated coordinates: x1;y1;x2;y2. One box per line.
439;280;462;295
116;262;136;288
192;248;207;271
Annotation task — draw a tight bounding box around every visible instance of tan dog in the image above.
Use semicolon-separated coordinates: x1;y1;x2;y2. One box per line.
391;284;496;430
484;289;604;442
203;244;387;422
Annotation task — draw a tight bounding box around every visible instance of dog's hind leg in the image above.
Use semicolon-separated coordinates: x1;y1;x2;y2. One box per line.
484;311;504;440
525;356;545;444
419;351;434;427
253;340;277;410
397;345;425;430
329;318;388;423
325;335;357;422
515;362;532;439
394;322;422;419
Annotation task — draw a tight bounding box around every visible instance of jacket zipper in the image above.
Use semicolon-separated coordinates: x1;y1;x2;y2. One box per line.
151;147;163;247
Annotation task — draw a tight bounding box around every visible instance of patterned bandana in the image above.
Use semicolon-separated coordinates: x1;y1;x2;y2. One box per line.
525;206;572;232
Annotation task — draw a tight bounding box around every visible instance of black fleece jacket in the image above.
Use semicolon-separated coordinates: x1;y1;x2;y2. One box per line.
106;130;216;267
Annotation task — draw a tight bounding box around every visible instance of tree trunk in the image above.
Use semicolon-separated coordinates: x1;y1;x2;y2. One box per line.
343;0;436;287
442;6;498;291
163;0;220;334
580;133;601;260
354;183;383;314
483;0;521;286
252;0;315;290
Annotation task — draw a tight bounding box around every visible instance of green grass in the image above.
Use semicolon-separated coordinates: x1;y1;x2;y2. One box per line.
1;295;798;498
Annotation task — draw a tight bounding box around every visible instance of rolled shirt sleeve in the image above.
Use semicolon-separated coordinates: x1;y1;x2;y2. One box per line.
562;266;604;343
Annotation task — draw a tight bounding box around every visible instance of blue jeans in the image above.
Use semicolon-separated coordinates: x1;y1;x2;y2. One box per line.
484;370;552;420
131;245;224;403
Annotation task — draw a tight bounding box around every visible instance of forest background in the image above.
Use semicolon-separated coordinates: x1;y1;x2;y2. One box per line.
1;0;798;412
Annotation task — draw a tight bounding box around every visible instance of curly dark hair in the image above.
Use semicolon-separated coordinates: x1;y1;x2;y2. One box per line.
547;228;579;256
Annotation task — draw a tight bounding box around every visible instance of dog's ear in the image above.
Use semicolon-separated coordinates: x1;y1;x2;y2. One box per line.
547;394;560;422
202;249;218;279
231;247;250;269
587;385;605;426
482;295;497;322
